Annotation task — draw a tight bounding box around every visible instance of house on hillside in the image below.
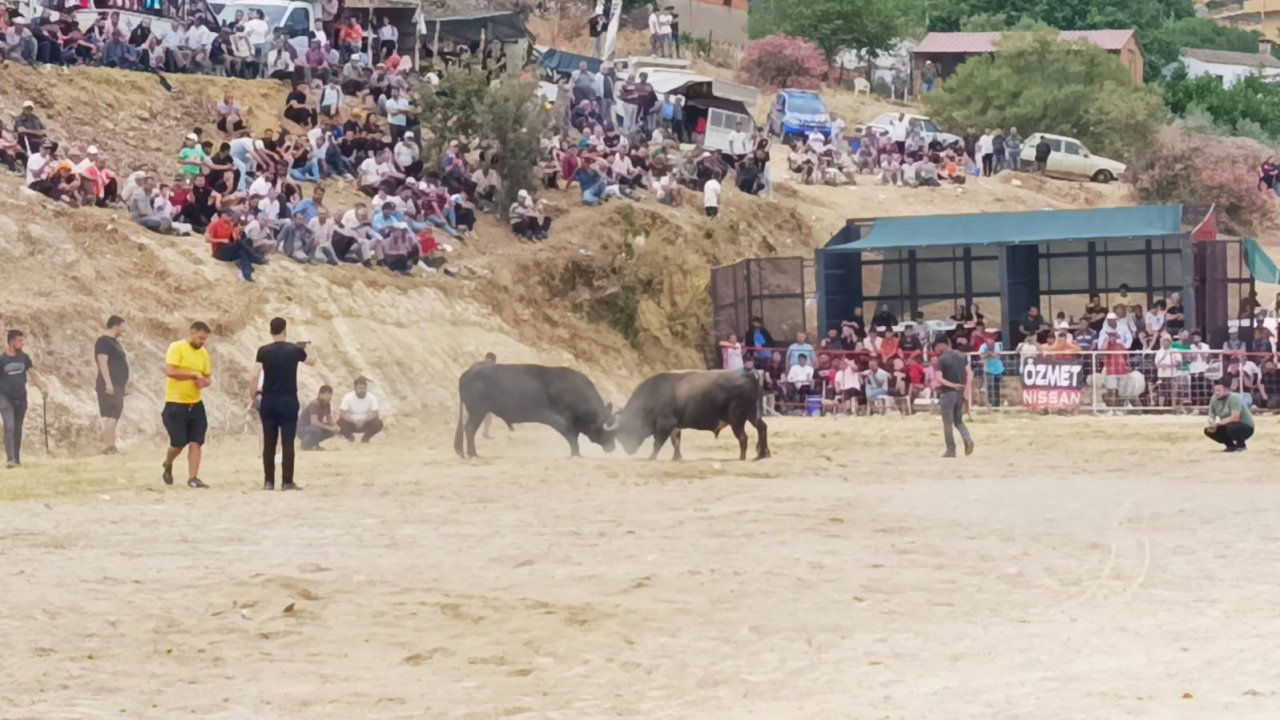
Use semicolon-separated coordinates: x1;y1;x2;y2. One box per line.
1180;41;1280;86
910;30;1144;94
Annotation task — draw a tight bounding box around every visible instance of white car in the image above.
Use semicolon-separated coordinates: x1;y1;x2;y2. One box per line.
855;113;961;146
1020;133;1126;183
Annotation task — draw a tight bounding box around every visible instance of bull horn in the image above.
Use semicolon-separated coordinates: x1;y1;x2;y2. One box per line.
603;412;620;432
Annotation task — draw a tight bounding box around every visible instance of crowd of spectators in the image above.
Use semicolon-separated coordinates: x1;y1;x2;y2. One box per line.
788;118;1029;189
721;288;1280;416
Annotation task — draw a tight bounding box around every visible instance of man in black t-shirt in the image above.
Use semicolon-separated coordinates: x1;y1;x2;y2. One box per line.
934;338;974;459
251;317;315;491
1084;294;1107;333
1165;291;1186;335
94;315;130;454
2;330;49;469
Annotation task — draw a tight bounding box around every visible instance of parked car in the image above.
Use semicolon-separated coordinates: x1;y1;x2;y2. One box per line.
855;113;961;146
1020;133;1126;183
766;89;833;141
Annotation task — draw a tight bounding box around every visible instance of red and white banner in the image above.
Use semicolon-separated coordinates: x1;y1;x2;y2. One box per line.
1020;357;1085;410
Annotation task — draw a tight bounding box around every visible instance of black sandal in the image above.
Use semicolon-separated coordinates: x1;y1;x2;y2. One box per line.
188;477;209;489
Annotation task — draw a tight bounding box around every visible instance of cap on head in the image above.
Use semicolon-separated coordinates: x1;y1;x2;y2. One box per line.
22;100;35;109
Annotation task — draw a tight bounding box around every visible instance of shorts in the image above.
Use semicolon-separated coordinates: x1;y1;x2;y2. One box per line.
97;388;125;419
162;402;208;448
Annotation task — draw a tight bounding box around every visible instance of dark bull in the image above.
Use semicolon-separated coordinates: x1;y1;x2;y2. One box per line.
613;371;770;461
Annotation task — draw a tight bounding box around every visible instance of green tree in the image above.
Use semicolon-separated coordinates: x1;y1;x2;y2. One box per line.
1140;18;1265;82
924;33;1167;158
418;69;550;218
924;0;1193;33
1163;70;1280;141
752;0;908;61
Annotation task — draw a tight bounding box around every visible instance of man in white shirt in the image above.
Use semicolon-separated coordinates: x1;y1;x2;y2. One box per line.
785;353;815;406
338;377;383;442
393;131;421;175
889;113;910;154
703;173;722;218
727;121;751;164
1098;312;1133;351
1153;334;1184;407
242;10;271;75
834;357;863;414
657;8;674;57
25;142;52;186
862;358;892;408
357;149;402;196
310;209;339;264
383;87;412;140
647;8;660;55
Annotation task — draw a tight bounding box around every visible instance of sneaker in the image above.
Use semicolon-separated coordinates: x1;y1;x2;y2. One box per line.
964;440;975;456
188;477;209;489
281;482;303;491
1238;443;1248;452
162;463;174;485
5;461;16;469
263;481;275;491
942;451;956;458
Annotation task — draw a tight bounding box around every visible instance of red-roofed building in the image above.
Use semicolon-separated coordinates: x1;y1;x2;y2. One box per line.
911;30;1143;94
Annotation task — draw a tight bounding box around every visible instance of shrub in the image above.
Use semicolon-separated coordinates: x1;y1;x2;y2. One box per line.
738;34;827;89
1131;124;1276;235
924;32;1166;160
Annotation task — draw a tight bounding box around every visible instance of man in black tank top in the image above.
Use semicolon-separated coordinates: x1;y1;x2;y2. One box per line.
252;317;315;491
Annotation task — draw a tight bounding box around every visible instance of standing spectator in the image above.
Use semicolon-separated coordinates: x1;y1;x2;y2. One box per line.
376;16;398;60
720;334;744;371
1;330;48;470
1144;300;1167;339
889;113;909;156
979;335;1004;408
251;317;315;491
339;376;384;442
657;6;674;57
384;86;412;141
934;338;974;458
299;385;341;450
921;60;937;94
1034;136;1051;174
786;332;815;369
588;13;606;58
977;129;994;177
1165;291;1186;335
991;129;1005;173
647;6;660;55
1005;127;1022;171
1204;379;1254;451
94;316;129;455
1153;334;1184;408
703;171;721;218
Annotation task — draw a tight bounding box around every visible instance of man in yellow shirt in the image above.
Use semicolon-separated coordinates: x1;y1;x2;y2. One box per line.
162;322;213;488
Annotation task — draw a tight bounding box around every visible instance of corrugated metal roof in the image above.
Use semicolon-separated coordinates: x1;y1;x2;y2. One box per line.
915;29;1134;54
826;206;1183;252
1183;47;1280;69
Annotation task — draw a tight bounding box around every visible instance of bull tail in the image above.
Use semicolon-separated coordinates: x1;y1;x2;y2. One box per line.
454;386;468;458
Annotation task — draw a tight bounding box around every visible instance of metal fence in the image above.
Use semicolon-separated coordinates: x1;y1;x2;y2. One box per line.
735;346;1279;416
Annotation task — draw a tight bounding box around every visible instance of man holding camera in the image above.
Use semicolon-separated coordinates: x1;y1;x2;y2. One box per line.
251;317;316;491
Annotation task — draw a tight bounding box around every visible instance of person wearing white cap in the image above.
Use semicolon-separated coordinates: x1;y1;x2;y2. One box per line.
1098;312;1133;355
14;101;46;155
393;131;421;176
178;134;209;177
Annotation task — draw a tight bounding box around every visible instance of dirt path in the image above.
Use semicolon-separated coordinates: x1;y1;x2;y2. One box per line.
3;415;1278;718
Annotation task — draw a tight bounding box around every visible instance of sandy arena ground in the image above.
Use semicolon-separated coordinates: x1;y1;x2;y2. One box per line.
2;414;1279;719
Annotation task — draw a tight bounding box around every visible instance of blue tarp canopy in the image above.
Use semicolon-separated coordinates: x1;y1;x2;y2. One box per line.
538;49;601;76
828;205;1184;252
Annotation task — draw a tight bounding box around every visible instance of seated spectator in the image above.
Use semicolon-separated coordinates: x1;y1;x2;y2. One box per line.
338;377;384;442
862;357;892;413
278;211;316;261
266;39;296;80
284;83;318;128
785;353;815;409
509;189;552;241
393;131;422;176
833;357;863;414
382;222;420;274
126;173;190;235
298;385;340;450
216;94;244;134
205;209;264;282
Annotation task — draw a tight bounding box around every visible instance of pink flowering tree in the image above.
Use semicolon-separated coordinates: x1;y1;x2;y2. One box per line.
738;34;828;90
1132;124;1276;235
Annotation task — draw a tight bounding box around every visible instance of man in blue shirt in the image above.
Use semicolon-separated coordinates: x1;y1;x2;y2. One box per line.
786;332;815;369
978;336;1004;408
743;316;774;352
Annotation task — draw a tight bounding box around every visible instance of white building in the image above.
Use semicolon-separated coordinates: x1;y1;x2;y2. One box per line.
1180;42;1280;87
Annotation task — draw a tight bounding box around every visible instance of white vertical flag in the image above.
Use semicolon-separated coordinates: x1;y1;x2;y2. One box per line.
602;0;624;61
